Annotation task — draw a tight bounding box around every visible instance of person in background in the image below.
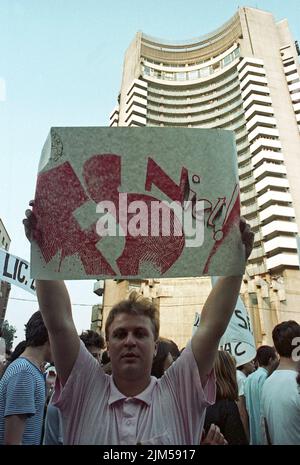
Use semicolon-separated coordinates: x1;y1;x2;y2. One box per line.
151;338;175;378
7;341;27;362
261;321;300;444
236;357;255;441
45;365;57;400
0;341;27;380
79;330;105;364
101;350;112;375
0;313;51;445
244;345;278;444
165;338;180;361
101;350;110;366
5;349;12;363
0;335;7;379
236;359;256;397
204;350;248;445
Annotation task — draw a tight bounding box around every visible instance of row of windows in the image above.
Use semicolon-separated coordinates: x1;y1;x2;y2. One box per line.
142;49;240;82
141;48;234;68
148;84;240;109
147;111;244;130
148;84;241;111
148;95;242;117
147;106;242;120
147;69;238;96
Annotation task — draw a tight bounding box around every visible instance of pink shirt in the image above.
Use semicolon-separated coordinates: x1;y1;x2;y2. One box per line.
53;340;215;445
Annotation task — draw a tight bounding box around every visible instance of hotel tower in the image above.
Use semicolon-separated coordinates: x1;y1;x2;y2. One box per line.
94;7;300;348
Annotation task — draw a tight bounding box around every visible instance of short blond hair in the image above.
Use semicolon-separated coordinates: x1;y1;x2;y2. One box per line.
105;291;159;341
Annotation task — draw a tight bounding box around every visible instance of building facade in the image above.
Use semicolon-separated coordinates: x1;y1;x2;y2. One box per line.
0;218;11;327
100;7;300;347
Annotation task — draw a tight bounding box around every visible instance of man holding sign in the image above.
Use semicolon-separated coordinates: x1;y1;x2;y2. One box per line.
23;204;253;445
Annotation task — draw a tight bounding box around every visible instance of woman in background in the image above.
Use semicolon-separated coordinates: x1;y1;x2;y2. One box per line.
151;338;175;378
204;350;248;445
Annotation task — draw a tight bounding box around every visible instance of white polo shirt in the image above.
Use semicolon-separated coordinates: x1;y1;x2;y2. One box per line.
53;340;215;445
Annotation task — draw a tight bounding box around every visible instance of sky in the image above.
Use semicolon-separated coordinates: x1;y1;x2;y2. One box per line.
0;0;299;348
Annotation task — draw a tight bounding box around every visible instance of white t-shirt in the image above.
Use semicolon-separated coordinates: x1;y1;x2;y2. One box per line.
261;369;300;445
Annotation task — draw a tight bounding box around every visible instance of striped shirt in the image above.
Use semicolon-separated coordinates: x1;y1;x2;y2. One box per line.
0;357;46;445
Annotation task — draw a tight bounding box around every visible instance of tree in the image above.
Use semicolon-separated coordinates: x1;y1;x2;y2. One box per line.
0;320;16;352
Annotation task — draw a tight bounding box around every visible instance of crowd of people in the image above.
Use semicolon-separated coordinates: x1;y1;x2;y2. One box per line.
1;308;300;445
0;212;300;445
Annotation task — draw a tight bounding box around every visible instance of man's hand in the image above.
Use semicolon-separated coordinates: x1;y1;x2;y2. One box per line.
22;201;42;243
22;201;80;386
201;424;228;445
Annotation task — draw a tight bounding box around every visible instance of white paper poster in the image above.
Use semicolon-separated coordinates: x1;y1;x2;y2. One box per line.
31;127;244;280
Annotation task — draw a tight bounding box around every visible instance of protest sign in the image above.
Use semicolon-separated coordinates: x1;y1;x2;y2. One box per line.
31;127;243;279
193;277;256;366
0;249;36;295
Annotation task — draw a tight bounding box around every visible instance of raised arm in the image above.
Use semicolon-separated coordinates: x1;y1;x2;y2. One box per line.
23;208;80;385
191;218;254;385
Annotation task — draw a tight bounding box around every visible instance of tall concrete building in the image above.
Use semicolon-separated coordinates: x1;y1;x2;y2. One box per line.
101;7;300;347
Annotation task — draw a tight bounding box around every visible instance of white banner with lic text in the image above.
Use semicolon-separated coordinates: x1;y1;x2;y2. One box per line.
0;249;36;295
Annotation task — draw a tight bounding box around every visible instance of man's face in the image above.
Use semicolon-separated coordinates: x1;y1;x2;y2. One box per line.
107;313;157;383
88;345;102;363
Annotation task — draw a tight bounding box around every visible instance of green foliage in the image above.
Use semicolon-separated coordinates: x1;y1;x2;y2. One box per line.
1;320;16;352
